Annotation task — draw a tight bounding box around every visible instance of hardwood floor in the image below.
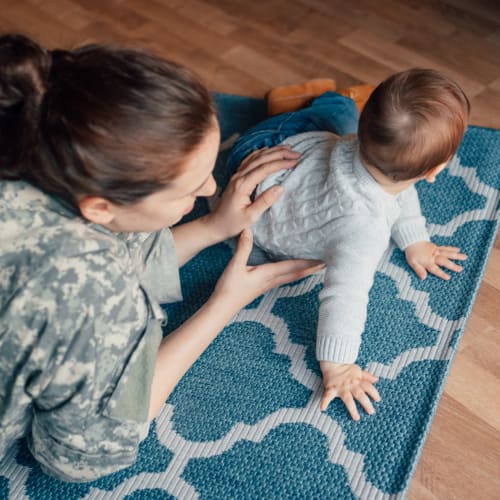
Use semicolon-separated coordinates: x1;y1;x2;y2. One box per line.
1;1;499;498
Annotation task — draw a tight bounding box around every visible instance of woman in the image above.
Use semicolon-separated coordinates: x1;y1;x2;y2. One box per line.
0;34;323;482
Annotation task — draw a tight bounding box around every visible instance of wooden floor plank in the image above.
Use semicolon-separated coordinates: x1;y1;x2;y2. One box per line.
412;393;500;500
338;29;486;98
175;0;239;37
469;88;500;129
445;353;500;431
398;30;500;86
125;0;236;55
221;45;305;88
414;0;500;36
26;0;94;32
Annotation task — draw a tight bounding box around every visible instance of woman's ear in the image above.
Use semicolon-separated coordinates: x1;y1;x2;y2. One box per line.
78;196;116;224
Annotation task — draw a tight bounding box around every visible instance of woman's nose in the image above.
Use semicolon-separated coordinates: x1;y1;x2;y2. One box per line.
199;175;217;197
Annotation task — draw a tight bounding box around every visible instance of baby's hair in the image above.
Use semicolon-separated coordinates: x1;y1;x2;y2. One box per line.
358;68;470;181
0;34;215;210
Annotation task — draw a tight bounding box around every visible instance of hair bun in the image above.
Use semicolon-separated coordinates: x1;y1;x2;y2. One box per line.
0;34;50;106
0;34;51;178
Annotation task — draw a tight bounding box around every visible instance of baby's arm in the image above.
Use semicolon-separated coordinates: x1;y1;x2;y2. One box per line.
318;216;390;419
392;185;467;280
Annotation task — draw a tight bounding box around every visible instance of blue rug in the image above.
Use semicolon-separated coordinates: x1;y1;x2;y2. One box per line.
0;95;498;499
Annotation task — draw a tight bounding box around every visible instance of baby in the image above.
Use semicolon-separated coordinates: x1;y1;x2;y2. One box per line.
225;69;470;420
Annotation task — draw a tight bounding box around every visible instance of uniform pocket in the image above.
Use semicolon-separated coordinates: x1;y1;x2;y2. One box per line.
101;316;163;424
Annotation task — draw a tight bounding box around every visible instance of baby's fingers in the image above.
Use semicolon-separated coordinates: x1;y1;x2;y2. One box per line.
428;264;450;280
341;393;361;421
361;371;378;384
437;247;467;261
436;256;463;273
361;381;381;403
320;386;338;411
353;389;376;416
437;245;460;252
410;261;427;280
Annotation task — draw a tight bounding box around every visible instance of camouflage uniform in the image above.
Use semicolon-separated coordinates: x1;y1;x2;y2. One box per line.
0;180;182;482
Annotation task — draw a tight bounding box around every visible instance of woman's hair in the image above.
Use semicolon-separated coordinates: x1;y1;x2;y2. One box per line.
0;34;216;209
358;68;470;181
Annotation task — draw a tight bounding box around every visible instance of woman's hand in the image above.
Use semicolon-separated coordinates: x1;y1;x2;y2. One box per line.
405;241;467;280
320;361;381;420
206;145;301;242
213;229;325;311
150;229;323;419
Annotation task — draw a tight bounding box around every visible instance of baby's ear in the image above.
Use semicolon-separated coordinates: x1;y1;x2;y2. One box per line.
78;196;115;224
423;162;448;183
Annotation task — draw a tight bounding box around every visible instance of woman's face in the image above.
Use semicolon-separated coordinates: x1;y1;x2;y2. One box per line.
105;123;221;233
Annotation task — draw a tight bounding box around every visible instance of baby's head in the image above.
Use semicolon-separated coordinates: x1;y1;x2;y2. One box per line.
358;68;470;182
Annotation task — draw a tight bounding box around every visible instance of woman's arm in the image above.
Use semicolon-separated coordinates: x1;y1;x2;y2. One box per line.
148;229;324;419
169;213;225;267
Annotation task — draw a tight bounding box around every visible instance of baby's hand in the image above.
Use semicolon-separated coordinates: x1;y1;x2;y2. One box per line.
405;241;467;280
319;361;381;420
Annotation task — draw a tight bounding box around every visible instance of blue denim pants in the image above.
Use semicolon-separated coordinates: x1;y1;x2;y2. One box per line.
226;91;359;173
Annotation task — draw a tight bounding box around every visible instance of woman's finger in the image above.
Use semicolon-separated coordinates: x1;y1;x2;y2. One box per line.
232;229;253;266
237;145;292;168
236;146;299;177
262;259;325;286
236;147;269;172
272;263;325;288
236;157;300;193
261;258;324;276
245;185;285;223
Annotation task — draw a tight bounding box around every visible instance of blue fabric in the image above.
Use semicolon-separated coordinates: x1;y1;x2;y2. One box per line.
0;94;498;499
226;91;358;174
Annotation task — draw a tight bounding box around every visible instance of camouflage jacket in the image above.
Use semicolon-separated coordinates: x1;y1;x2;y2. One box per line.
0;180;182;482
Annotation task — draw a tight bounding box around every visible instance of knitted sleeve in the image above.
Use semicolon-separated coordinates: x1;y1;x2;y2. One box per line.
316;215;391;364
391;185;430;250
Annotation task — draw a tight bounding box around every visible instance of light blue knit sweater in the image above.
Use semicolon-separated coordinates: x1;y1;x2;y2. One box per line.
253;132;430;364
